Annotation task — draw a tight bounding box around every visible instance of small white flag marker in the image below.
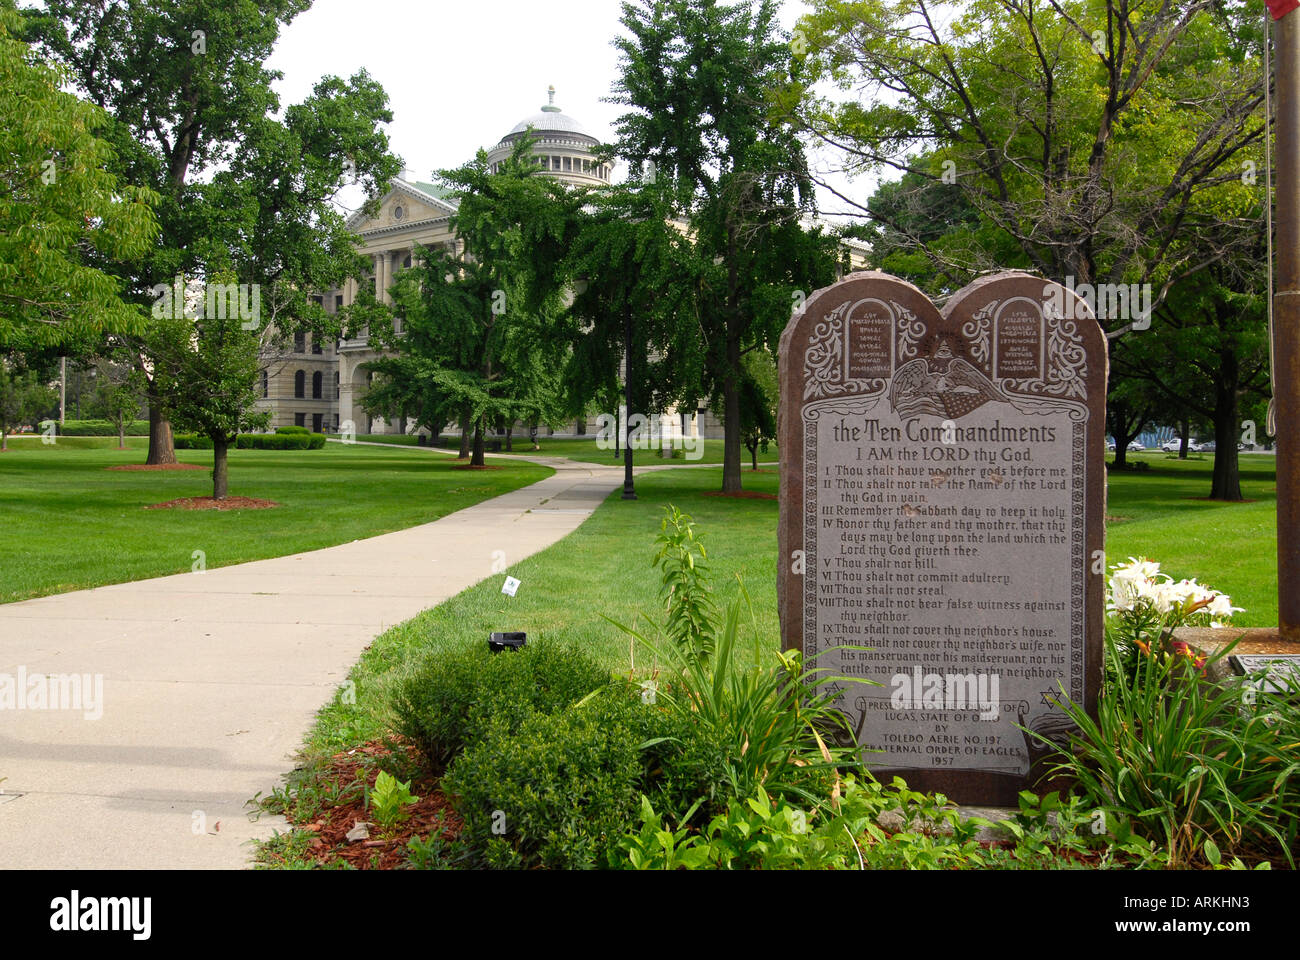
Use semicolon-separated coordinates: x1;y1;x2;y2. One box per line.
502;576;521;597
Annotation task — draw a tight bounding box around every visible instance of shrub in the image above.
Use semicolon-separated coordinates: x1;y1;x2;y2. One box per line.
276;425;310;435
234;432;325;450
390;639;612;774
443;687;661;869
173;433;213;449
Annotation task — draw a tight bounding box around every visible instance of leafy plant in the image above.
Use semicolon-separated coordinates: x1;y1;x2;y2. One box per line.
650;507;717;660
1032;630;1300;867
367;770;419;832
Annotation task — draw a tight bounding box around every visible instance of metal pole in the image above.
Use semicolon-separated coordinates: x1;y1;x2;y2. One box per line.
622;309;636;500
1275;12;1300;641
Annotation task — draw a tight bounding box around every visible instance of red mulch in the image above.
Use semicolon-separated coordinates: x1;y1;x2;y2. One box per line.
144;496;279;510
108;463;205;471
283;740;461;870
703;490;777;500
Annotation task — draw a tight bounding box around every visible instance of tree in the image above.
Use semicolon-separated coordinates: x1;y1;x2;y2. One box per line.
559;177;704;453
733;349;778;471
0;1;156;350
611;0;839;492
92;358;146;449
157;275;269;499
797;0;1265;311
0;363;56;450
25;1;399;464
376;138;576;467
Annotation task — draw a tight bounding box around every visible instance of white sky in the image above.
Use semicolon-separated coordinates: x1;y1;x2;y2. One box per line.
265;0;866;219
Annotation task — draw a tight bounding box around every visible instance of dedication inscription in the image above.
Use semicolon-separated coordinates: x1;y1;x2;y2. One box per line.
777;272;1107;805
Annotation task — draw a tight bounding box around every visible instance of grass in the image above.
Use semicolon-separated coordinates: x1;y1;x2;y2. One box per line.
0;437;551;603
304;467;780;760
1105;451;1277;626
332;432;780;466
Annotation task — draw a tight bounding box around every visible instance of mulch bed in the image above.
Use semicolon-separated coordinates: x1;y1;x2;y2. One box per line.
144;496;279;510
703;490;777;500
286;740;461;870
108;463;205;471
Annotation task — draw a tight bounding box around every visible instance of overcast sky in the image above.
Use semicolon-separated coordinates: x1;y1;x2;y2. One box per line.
264;0;866;220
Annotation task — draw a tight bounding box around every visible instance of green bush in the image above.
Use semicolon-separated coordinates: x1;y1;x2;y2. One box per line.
390;639;612;774
59;419;149;436
443;687;662;869
173;433;213;449
276;425;310;435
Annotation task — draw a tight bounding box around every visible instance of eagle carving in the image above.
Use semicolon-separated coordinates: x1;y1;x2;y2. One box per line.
889;339;1004;421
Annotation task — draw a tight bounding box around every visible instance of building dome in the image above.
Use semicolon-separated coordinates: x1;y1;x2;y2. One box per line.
488;86;611;187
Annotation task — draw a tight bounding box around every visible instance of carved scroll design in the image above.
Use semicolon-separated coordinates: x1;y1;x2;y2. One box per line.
961;300;995;370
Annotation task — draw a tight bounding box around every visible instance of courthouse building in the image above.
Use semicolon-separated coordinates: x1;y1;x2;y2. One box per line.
255;88;865;437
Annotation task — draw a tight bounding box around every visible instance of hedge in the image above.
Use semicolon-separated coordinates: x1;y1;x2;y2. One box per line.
58;419;150;437
173;432;326;450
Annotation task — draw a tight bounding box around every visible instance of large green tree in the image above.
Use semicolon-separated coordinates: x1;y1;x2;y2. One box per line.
373;137;577;466
24;0;400;466
611;0;839;492
0;1;156;350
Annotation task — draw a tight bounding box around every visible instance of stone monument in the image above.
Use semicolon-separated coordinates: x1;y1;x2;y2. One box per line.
778;271;1107;805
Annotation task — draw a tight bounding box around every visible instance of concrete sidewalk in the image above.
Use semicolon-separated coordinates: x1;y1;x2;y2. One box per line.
0;458;628;869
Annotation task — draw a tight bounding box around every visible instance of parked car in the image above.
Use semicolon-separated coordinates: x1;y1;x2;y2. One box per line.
1161;438;1201;453
1199;440;1217;452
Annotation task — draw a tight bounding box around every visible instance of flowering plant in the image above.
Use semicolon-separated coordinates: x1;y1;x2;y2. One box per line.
1105;557;1243;681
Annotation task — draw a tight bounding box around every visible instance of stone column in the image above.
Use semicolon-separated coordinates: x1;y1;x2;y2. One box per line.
380;251;392;305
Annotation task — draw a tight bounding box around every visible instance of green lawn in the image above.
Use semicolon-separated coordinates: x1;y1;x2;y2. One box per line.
1105;452;1277;626
0;437;551;603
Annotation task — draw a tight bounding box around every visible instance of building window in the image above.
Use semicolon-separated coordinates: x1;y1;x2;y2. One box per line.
295;412;306;428
311;335;322;355
261;370;268;399
403;254;412;269
294;331;305;353
563;157;571;171
312;413;323;433
334;372;340;400
294;370;305;399
394;205;404;221
576;420;586;436
552;156;561;171
312;371;322;399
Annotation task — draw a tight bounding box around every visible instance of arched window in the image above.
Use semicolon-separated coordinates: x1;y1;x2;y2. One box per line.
294;370;305;399
312;371;322;400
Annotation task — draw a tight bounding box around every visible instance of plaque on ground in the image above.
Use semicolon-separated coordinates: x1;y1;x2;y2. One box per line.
1230;654;1300;694
778;271;1107;805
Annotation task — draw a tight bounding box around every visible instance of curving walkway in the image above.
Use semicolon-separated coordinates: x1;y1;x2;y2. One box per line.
0;456;632;869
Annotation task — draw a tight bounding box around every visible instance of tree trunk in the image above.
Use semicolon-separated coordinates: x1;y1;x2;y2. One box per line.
458;406;471;458
212;437;229;500
471;419;486;467
505;424;513;452
146;403;176;465
749;441;758;470
722;325;742;493
1178;419;1190;459
118;419;126;450
1;430;7;452
1209;345;1243;501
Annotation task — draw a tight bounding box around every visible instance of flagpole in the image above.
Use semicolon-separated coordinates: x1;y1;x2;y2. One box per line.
1274;5;1300;641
